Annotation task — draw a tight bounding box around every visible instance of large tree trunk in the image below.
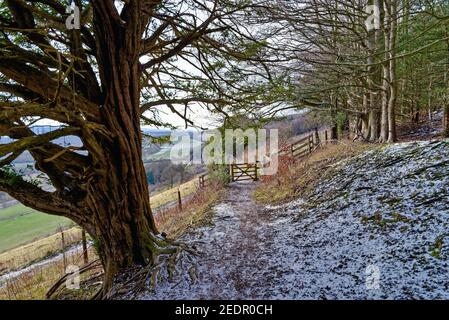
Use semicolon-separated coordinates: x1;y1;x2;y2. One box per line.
84;125;157;292
379;61;390;142
366;51;377;141
368;0;382;142
444;27;449;138
368;108;379;141
387;0;398;143
82;76;162;294
379;12;389;142
78;2;170;295
379;0;396;143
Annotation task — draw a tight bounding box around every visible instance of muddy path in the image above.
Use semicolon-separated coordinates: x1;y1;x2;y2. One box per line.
140;140;449;300
143;181;286;299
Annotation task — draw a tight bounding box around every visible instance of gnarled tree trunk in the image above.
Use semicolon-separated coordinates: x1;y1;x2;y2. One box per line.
77;1;168;294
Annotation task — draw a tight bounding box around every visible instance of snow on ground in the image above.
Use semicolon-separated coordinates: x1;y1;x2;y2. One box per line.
139;139;449;300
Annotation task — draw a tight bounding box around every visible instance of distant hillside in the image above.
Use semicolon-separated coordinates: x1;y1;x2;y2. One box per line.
1;126;200;164
142;128;172;137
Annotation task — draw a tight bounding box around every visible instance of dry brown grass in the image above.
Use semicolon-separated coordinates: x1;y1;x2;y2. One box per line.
0;177;201;274
150;177;199;209
0;179;224;300
254;141;376;205
0;227;83;273
155;181;226;239
0;246;98;300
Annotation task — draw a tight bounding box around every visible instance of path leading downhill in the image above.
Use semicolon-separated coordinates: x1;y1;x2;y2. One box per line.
141;140;449;300
143;181;290;299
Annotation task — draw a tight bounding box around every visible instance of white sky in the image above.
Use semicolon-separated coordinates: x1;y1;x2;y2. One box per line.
145;103;223;130
33;103;221;130
34;104;302;130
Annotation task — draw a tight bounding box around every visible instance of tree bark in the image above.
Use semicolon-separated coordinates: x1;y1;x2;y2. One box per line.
74;1;170;294
368;0;382;142
387;0;398;143
379;64;390;142
379;0;398;143
330;96;338;141
379;1;389;143
444;26;449;137
84;132;158;292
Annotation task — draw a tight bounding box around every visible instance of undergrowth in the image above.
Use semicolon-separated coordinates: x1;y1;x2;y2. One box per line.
254;141;376;205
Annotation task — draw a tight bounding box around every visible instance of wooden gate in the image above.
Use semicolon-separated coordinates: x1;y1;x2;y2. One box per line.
230;163;258;182
198;174;208;188
290;134;315;159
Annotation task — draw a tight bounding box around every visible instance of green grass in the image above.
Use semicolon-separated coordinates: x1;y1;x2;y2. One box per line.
150;177;199;209
146;139;203;161
0;204;73;253
147;147;172;161
0;174;200;254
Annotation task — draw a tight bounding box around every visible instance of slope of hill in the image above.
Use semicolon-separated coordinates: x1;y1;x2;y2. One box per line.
0;205;73;253
133;139;449;300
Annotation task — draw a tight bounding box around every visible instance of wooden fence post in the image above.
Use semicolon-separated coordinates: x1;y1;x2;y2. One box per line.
314;127;320;146
60;227;67;271
82;229;88;265
308;135;313;153
199;174;207;188
177;189;182;211
331;126;338;143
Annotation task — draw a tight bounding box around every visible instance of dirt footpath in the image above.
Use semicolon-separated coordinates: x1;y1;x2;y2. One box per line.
142;182;288;299
140;140;449;299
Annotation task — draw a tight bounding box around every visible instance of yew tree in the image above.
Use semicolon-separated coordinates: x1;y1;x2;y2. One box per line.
0;0;287;294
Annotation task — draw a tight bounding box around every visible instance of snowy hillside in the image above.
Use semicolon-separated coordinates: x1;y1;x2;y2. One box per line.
136;139;449;300
264;139;449;299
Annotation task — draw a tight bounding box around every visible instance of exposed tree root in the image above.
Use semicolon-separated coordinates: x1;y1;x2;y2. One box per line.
44;233;199;300
46;259;103;300
104;237;199;300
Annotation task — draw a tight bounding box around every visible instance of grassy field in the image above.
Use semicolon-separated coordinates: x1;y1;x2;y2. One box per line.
0;204;73;253
0;227;82;271
0;176;200;255
150;177;199;209
0;179;223;300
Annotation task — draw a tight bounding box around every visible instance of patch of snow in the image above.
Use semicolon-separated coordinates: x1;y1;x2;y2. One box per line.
137;139;449;300
0;244;84;288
